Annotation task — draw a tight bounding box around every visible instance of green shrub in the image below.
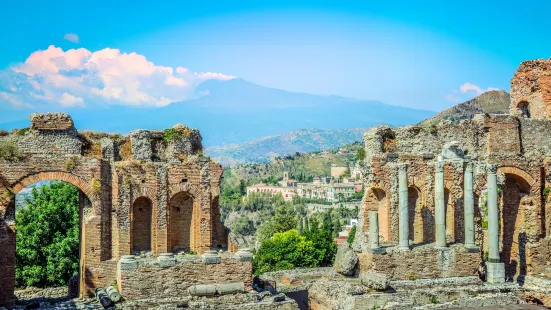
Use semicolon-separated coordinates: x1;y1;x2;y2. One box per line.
544;186;551;202
0;141;23;161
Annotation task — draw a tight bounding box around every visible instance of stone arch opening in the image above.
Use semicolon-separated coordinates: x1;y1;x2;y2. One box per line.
5;175;94;301
364;188;389;242
168;192;194;253
131;197;153;253
408;186;429;244
444;188;455;243
517;101;531;118
501;173;532;277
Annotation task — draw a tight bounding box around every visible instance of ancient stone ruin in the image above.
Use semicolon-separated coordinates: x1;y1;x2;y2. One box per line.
344;58;551;306
0;115;245;305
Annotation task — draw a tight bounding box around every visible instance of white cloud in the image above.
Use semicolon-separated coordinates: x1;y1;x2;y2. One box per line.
63;33;80;43
445;83;500;104
0;45;236;108
60;92;84;107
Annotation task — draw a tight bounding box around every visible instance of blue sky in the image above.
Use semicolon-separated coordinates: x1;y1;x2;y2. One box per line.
1;0;550;117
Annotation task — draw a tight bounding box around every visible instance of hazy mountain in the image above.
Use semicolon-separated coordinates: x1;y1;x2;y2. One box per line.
206;127;370;165
419;90;510;126
0;78;434;146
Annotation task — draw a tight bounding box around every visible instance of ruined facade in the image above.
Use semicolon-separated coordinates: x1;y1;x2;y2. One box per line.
0;114;232;305
356;58;551;283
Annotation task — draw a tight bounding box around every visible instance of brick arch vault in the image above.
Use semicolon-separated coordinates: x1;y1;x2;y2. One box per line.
0;171;107;304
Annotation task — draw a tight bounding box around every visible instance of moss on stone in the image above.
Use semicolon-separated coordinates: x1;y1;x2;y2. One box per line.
0;141;24;161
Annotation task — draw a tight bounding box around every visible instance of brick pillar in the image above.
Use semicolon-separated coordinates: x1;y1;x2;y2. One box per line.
0;218;15;306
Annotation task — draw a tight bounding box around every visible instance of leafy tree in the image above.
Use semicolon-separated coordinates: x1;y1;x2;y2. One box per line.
356;148;366;161
302;218;338;267
239;180;247;196
253;230;318;274
16;181;80;287
347;225;357;244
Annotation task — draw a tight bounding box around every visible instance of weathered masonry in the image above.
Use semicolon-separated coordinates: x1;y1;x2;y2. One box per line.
0;114;230;305
356;58;551;283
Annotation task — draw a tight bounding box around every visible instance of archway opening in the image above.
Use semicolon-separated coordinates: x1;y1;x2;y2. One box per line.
408;187;427;244
501;173;531;277
131;197;153;254
12;180;87;301
444;188;455;243
365;188;389;242
518;101;531;118
168;192;194;253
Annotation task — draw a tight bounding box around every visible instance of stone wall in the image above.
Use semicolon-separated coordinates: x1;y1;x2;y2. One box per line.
358;58;551;282
117;255;252;299
358;245;480;280
0;113;226;306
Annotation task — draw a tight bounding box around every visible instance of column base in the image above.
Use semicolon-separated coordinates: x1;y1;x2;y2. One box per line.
398;246;410;252
368;247;387;255
464;244;480;253
485;262;505;284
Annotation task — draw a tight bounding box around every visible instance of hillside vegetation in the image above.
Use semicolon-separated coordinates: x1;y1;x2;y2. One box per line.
206;128;370;165
419;90;510;126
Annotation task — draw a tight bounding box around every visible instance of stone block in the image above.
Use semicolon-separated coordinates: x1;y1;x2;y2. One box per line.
485;262;505;283
158;253;176;268
334;243;359;276
118;255;138;270
203;250;221;264
360;271;390;290
236;248;253;262
30;113;74;131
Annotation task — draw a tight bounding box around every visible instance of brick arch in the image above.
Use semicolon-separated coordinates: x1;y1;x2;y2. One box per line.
131;196;153;252
169;182;201;199
364;186;390;242
12;171;97;203
132;186;158;204
497;166;536;188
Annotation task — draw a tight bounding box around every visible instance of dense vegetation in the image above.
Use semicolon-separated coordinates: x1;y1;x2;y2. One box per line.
253;215;337;274
16;182;80;288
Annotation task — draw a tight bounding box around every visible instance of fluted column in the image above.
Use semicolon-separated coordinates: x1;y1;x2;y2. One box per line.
435;160;446;248
464;161;476;249
487;164;500;261
398;163;410;251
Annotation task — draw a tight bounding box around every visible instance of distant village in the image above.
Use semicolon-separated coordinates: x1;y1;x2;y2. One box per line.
246;161;363;203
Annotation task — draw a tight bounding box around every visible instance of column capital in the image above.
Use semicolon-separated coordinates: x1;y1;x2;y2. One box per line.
435;161;444;172
397;163;408;172
465;162;474;173
486;164;498;174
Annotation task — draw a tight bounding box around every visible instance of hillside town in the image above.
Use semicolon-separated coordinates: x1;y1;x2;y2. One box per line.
246;162;363;203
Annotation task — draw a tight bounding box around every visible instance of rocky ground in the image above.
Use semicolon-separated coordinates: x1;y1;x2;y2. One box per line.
7;287;298;310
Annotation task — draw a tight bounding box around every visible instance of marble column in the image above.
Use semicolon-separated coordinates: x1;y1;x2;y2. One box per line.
369;210;380;249
464;161;476;249
435;160;447;248
487;164;500;261
485;163;505;283
398;163;410;251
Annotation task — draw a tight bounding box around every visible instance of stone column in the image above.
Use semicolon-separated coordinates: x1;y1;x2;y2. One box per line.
369;211;379;247
464;161;476;249
398;163;410;251
435;160;447;248
485;164;505;283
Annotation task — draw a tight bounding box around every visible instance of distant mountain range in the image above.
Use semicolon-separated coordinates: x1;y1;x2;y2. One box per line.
206;127;370;165
0;78;434;146
419;90;510;126
208;90;512;166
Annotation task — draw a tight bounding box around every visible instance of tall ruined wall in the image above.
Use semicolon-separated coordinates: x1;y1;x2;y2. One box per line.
0;113;226;306
510;58;551;119
359;111;551;279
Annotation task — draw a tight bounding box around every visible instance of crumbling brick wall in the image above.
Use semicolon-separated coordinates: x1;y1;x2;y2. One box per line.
359;59;551;280
0;113;225;306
